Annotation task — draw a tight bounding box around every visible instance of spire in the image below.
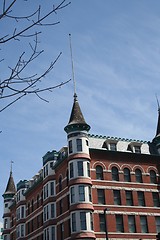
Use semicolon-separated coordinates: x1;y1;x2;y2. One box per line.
64;94;90;133
155;98;160;137
3;168;16;197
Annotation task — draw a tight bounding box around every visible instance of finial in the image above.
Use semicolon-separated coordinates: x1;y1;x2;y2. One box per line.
155;94;160;112
69;34;77;98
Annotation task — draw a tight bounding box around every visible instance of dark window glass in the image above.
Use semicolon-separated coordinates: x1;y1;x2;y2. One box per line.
126;191;133;206
60;200;63;214
99;213;105;232
110;143;117;151
70;187;75;203
137;191;145;206
70;162;74;178
134;145;141;153
113;190;121;205
80;212;87;230
128;215;136;233
59;176;62;192
135;169;143;183
150;170;157;184
78;161;84;176
97;189;105;204
87;162;90;177
140;216;148;233
156;216;160;233
72;213;76;232
96;165;103;180
77;139;82;151
79;185;85;201
124;168;131;182
69;140;73;154
112;167;119;181
116;215;124;232
152;192;160;207
60;223;64;240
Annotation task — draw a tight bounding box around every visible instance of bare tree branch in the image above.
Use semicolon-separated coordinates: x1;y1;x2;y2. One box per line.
0;0;71;113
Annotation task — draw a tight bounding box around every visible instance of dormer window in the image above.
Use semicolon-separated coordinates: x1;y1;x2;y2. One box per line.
134;145;141;153
102;140;118;151
128;142;142;154
110;142;117;151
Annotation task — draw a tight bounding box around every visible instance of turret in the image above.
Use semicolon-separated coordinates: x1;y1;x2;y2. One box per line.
64;94;95;240
152;106;160;154
2;169;16;239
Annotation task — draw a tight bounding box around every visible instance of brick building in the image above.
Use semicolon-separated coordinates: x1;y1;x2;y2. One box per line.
2;93;160;240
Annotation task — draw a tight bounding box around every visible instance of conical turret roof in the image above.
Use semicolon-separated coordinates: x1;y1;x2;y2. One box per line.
3;171;16;197
64;94;90;133
156;108;160;137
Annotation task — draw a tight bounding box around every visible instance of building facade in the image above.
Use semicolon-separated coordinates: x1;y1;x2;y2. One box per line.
2;94;160;240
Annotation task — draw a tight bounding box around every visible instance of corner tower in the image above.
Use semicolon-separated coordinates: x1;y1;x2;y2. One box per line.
2;169;16;239
64;94;96;240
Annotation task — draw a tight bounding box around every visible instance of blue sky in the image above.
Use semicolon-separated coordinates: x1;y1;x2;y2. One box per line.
1;0;160;221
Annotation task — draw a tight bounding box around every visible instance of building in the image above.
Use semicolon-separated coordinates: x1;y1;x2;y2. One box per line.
2;93;160;240
0;222;3;239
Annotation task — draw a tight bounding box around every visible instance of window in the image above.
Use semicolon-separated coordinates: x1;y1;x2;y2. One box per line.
37;195;40;208
51;204;55;218
59;176;62;192
51;226;56;240
89;186;92;202
137;191;145;206
134;145;141;153
78;161;84;176
90;212;94;230
113;190;121;205
116;215;124;232
50;181;55;196
110;142;117;151
97;189;105;204
156;217;160;233
96;165;103;180
140;216;148;233
69;140;73;154
126;191;133;206
135;169;143;183
80;212;87;230
70;187;75;204
70;162;74;178
128;215;136;233
87;162;90;177
31;199;34;212
79;185;85;201
150;170;157;184
112;167;119;181
72;213;76;232
60;223;64;240
60;200;63;214
152;192;160;207
99;213;105;232
77;139;82;151
124;168;131;182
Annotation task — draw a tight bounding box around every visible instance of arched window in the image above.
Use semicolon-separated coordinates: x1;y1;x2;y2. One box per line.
96;165;104;180
59;176;62;192
150;170;157;184
135;169;143;183
124;168;131;182
112;167;119;181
